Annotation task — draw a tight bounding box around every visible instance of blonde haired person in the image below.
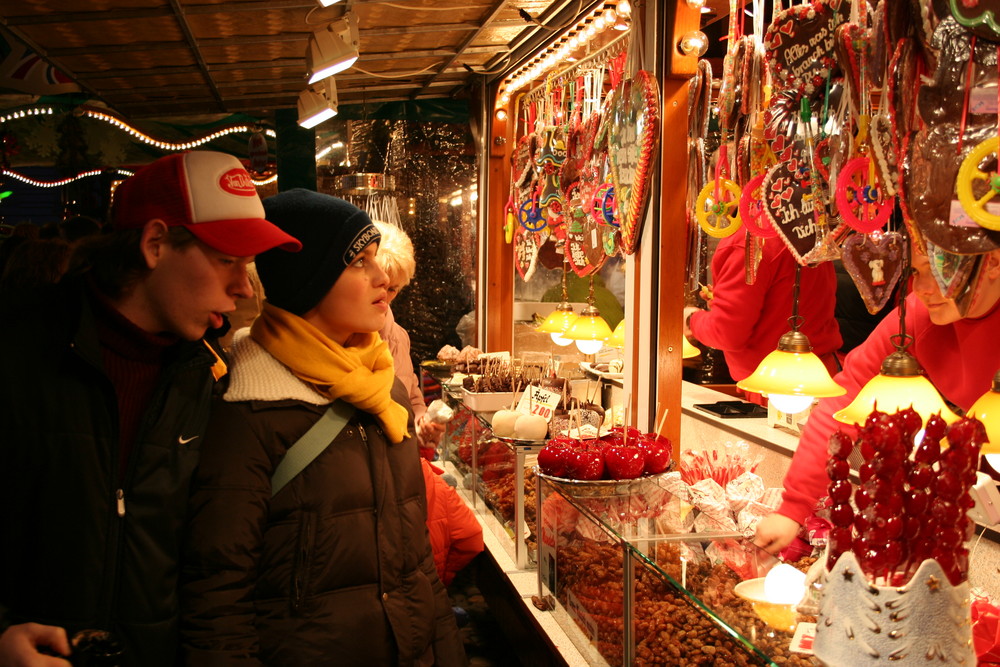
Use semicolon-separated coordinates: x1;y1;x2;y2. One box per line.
374;220;445;457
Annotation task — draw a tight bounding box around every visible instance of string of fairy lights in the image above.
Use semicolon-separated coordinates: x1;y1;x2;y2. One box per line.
0;105;278;187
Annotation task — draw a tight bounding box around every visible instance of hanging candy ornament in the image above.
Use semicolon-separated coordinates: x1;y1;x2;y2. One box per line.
518;195;547;232
739;173;777;238
835;156;894;233
696;178;743;238
592;183;617;227
504;195;516;243
956;136;1000;231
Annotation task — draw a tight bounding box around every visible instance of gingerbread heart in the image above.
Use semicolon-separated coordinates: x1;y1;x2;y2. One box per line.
840;231;905;314
564;216;608;277
764;0;847;98
762;158;828;264
608;70;660;256
536;229;565;271
513;225;538;282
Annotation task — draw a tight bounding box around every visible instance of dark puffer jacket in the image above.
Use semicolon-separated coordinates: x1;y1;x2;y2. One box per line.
0;278;217;667
181;330;465;666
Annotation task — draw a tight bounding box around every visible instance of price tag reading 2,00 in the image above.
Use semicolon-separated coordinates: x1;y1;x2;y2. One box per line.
515;384;563;423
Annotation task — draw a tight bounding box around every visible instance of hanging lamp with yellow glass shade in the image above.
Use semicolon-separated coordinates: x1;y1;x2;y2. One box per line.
682;335;701;358
967;368;1000;454
833;273;958;427
737;265;845;413
536;258;577;346
608;318;626;349
563;276;613;354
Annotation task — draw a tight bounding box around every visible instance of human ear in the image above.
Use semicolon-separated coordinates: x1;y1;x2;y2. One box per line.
139;220;170;269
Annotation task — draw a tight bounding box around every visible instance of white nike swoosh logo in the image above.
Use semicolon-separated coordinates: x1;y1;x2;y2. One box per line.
178;435;199;445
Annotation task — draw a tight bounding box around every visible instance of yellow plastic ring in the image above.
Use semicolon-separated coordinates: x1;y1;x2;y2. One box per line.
696;179;744;238
957;136;1000;231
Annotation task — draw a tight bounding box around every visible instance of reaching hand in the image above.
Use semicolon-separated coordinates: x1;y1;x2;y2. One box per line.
0;623;71;667
415;413;445;448
753;513;802;555
683;306;702;339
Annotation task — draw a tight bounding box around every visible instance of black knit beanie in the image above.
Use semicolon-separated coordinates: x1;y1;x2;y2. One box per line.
256;189;380;315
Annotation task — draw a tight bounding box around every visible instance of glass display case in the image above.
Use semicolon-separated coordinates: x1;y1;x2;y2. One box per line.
440;393;540;568
536;474;820;666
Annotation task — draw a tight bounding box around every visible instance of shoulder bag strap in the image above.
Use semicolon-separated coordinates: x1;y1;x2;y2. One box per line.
271;400;355;497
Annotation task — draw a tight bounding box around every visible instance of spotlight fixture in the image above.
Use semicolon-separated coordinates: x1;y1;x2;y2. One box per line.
297;79;338;129
495;108;509;122
307;13;360;84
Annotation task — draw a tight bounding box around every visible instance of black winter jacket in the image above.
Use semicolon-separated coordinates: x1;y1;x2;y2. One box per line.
180;330;465;666
0;278;218;666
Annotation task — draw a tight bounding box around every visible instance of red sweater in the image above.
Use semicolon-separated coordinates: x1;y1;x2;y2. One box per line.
777;292;1000;525
689;230;842;381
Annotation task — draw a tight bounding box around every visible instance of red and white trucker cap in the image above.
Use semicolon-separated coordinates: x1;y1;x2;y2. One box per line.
111;151;302;256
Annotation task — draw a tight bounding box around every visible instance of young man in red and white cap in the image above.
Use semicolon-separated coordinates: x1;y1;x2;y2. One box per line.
0;151;300;667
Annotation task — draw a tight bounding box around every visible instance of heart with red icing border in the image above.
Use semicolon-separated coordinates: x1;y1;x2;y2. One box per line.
764;0;847;97
762;159;825;263
608;70;660;256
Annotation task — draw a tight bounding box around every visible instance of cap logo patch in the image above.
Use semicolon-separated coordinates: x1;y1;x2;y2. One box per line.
343;225;380;265
219;168;256;196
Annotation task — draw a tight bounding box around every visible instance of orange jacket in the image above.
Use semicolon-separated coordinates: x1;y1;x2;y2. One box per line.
421;459;485;586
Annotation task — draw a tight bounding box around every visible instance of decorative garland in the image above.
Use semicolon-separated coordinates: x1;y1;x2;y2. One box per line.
1;167;134;188
0;105;275;152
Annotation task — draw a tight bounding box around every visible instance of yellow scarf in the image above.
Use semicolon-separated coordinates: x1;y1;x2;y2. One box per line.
251;303;410;443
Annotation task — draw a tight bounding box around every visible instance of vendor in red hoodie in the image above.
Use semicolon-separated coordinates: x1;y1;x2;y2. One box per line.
683;229;843;403
754;241;1000;554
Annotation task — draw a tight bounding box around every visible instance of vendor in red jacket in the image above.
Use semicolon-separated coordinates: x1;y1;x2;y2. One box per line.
754;243;1000;554
683;229;842;402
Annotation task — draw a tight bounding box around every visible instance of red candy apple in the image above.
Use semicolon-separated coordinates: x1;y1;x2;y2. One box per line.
604;444;645;479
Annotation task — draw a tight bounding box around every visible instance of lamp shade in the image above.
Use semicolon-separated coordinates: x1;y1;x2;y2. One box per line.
608;319;626;349
736;331;845;399
682;336;700;359
564;305;613;345
833;373;960;426
536;302;576;334
833;349;960;426
297;80;338;129
307;14;360;84
968;370;1000;454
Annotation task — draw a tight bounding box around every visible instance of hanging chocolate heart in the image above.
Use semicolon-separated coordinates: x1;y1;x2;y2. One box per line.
764;0;847;99
840;231;905;314
536;229;565;270
513;225;539;282
762;159;826;264
608;70;661;256
565;216;608;277
950;0;1000;42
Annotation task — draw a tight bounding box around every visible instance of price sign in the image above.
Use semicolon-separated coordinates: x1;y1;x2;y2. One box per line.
515;384;562;422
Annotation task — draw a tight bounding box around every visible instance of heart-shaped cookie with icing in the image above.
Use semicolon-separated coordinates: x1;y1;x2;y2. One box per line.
840;231;905;314
762;159;825;264
607;70;660;256
764;0;847;98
